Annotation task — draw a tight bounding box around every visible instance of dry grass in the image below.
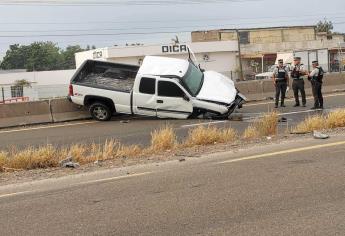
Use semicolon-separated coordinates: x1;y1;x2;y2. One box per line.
325;109;345;129
243;125;260;140
184;125;237;146
243;112;279;139
149;126;177;152
292;115;325;133
292;109;345;133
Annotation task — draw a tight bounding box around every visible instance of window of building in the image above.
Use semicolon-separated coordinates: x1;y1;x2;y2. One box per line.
158;81;185;97
139;77;156;94
239;31;250;44
11;86;23;98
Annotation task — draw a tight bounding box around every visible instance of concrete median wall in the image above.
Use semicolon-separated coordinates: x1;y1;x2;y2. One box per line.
50;99;91;123
236;73;345;95
0;100;52;128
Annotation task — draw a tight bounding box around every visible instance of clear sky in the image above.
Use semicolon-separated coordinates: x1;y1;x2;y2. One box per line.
0;0;344;58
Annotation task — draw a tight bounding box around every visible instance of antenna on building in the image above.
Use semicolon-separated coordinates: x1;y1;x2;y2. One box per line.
172;35;179;45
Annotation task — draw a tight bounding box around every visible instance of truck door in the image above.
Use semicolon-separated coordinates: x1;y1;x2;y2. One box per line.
156;80;193;119
133;76;157;117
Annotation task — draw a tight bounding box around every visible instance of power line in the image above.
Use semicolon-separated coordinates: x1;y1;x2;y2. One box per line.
0;11;344;25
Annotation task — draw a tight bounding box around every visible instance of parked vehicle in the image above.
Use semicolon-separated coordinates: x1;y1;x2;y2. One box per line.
68;56;246;121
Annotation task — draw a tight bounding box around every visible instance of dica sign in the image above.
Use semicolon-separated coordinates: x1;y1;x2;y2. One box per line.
162;44;188;54
93;51;103;59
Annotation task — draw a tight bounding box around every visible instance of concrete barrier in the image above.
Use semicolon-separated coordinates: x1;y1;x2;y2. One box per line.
0;100;52;128
50;98;91;122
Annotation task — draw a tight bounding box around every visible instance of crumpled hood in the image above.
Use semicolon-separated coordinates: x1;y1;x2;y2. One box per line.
196;71;237;104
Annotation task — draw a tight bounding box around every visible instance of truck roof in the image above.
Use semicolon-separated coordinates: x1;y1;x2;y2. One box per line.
138;56;189;78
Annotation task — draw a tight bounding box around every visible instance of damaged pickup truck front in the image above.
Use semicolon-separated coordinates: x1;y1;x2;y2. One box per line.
68;56;246;121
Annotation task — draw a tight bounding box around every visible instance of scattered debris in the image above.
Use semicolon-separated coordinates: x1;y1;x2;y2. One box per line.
266;136;272;140
179;158;186;162
120;120;130;124
265;97;274;100
278;117;288;123
59;156;73;167
313;130;330;139
60;156;80;168
229;114;243;121
94;160;104;166
62;161;80;168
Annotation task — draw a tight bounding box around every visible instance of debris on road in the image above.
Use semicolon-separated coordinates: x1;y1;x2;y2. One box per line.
120;120;130;124
179;158;186;162
265;96;274;100
313;131;330;139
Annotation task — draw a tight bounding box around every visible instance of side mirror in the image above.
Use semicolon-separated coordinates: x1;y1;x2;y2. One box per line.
183;94;190;102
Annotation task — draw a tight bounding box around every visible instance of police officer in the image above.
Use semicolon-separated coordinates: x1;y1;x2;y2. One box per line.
308;60;324;109
291;57;307;107
273;59;289;108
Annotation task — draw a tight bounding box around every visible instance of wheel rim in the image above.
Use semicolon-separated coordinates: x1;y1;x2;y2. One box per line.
93;106;108;120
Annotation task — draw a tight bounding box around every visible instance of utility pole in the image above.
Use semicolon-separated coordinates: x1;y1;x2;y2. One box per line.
236;29;244;81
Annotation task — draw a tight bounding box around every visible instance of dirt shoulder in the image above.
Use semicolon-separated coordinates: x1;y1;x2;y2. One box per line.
1;127;344;187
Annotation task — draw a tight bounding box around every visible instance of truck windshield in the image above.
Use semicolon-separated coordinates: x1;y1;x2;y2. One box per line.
181;63;204;96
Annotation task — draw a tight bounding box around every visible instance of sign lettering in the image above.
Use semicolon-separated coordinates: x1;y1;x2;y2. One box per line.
161;44;188;54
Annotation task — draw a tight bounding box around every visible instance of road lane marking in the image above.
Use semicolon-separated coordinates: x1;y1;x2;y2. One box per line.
77;172;152;185
218;140;345;164
0;190;33;199
181;121;228;128
242;109;326;121
0;172;152;199
0;121;98;134
245;93;345;107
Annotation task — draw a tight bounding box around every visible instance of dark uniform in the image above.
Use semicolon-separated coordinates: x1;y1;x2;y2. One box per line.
291;57;307;107
309;61;324;109
273;60;289;108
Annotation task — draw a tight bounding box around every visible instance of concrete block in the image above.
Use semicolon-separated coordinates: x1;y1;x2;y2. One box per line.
0;100;52;128
50;98;91;122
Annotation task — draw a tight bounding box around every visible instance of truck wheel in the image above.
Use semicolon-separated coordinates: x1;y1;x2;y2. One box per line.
89;103;112;121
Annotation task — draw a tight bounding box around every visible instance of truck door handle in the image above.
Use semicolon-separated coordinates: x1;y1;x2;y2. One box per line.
157;100;164;104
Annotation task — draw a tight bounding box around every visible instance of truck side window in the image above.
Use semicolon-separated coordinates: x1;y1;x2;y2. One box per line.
139;77;156;94
158;81;185;97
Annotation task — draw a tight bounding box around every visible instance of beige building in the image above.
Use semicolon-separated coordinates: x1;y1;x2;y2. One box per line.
192;26;345;79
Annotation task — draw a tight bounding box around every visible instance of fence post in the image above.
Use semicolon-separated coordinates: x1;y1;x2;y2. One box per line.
1;87;4;103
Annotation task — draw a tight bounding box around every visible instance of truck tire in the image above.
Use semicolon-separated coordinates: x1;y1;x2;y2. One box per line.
89;102;112;121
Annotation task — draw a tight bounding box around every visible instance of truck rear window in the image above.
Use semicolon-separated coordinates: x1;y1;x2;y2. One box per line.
139;77;156;94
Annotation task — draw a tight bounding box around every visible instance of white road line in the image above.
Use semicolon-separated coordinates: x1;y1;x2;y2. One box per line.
0;172;152;199
245;93;345;107
0;190;33;199
0;121;98;134
77;172;152;185
218;140;345;164
181;121;228;128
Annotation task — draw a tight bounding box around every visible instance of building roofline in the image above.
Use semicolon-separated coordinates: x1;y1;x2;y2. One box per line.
192;25;316;33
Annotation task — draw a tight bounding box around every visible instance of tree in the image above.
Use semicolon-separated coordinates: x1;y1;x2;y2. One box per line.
25;42;63;71
316;19;334;34
0;44;29;70
61;45;85;69
0;42;91;71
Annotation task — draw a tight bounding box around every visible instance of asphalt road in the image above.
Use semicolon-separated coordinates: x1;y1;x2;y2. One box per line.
1;93;345;149
0;133;344;235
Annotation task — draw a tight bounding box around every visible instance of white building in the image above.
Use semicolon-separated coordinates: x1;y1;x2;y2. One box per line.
0;70;75;102
75;41;239;78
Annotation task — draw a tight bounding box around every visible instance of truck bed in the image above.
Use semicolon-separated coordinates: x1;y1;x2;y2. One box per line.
71;60;140;93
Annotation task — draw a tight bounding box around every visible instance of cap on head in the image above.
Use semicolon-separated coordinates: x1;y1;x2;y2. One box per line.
312;60;318;64
278;59;283;63
294;57;301;61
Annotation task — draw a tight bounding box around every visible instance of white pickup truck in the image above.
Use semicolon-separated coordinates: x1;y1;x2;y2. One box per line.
68;56;246;121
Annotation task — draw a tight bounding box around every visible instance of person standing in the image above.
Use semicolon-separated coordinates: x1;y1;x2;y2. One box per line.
272;59;289;108
291;57;307;107
308;60;324;109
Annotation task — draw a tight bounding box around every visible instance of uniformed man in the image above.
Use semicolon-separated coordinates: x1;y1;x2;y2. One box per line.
308;60;324;109
291;57;307;107
272;59;289;108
